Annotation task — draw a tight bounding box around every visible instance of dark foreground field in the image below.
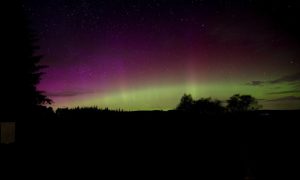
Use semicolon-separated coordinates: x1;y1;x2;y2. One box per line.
1;110;300;179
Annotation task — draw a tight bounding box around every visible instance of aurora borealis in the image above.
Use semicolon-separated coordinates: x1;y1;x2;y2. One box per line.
24;0;300;110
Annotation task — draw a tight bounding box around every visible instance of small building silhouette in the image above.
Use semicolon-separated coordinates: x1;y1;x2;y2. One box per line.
0;122;16;144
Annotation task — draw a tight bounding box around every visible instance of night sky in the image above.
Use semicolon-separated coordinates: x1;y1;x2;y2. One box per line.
23;0;300;110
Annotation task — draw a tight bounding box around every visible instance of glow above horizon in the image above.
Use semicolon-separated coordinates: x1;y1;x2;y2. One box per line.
24;0;300;110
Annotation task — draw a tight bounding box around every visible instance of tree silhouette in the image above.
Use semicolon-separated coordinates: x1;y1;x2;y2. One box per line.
4;1;51;118
226;94;261;112
194;98;224;114
176;95;224;113
176;94;194;111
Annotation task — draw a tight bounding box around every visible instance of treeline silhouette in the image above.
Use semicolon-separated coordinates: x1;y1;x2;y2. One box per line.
52;93;261;116
176;93;261;113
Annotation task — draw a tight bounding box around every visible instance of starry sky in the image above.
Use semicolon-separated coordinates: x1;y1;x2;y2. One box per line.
23;0;300;110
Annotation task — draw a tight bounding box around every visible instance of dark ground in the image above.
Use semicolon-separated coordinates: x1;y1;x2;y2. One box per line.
1;110;299;179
